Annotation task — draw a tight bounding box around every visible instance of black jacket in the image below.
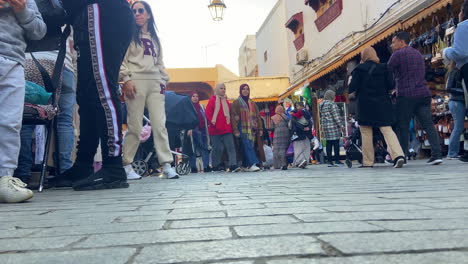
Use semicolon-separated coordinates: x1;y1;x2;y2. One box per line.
349;62;395;127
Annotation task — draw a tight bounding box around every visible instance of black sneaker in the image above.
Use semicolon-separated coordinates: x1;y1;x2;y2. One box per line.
73;166;129;191
50;164;94;188
460;153;468;162
328;162;335;167
281;166;288;170
230;165;241;173
393;156;405;168
204;167;212;173
335;161;344;167
427;157;443;165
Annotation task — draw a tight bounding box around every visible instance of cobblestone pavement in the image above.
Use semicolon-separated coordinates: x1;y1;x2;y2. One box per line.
1;160;468;264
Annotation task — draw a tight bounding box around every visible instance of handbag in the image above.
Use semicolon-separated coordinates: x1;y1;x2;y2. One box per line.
26;0;67;52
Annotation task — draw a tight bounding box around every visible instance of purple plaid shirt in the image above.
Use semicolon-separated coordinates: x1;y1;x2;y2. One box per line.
387;46;431;98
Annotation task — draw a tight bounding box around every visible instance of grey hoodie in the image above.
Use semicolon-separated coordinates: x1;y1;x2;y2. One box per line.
0;0;47;65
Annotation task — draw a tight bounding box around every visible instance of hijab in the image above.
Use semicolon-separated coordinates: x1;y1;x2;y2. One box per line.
271;105;286;124
212;83;230;125
361;47;380;63
239;83;250;102
191;92;205;129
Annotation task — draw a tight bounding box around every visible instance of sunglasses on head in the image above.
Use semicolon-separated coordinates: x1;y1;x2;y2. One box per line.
133;8;145;14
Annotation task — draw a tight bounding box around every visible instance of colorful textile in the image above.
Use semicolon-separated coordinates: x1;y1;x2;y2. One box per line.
238;97;258;141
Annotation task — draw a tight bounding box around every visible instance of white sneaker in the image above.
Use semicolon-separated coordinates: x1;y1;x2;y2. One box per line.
0;176;34;203
247;165;261;172
124;165;142;180
162;164;179;179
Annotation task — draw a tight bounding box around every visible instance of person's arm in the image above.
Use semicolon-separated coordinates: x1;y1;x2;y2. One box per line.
119;47;131;83
156;47;170;85
444;24;468;62
205;97;215;124
17;0;46;40
331;103;344;129
387;51;400;72
348;69;361;95
384;65;396;92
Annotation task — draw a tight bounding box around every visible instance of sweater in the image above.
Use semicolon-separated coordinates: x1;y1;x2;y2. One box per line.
205;95;233;135
119;32;170;85
444;20;468;69
0;0;46;65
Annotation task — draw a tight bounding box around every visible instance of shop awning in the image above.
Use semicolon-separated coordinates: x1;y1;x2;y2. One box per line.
280;0;452;99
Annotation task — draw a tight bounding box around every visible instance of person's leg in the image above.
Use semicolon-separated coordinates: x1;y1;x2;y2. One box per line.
333;140;340;163
379;126;404;159
360;126;374;166
56;68;76;173
396;97;414;158
415;97;442;161
0;57;33;203
122;81;147;166
326;140;333;164
73;2;134;190
240;135;259;167
223;134;239;169
211;135;223;169
14;125;35;183
447;100;465;158
146;87;173;165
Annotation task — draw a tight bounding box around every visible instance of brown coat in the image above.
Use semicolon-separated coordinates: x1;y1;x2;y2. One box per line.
231;99;266;163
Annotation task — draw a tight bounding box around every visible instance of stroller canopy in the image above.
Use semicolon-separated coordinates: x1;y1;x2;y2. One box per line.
165;91;198;130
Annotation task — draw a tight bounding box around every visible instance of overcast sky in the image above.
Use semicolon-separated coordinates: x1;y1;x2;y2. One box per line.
146;0;278;75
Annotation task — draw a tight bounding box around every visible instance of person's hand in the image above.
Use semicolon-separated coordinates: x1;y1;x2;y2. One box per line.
259;130;263;136
122;80;136;99
6;0;26;13
187;130;192;137
234;132;240;138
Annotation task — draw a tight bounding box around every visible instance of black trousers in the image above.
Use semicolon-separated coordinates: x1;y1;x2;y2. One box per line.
396;96;442;159
326;140;340;163
70;0;134;166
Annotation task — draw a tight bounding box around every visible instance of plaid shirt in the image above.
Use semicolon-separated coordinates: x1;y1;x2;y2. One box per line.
320;101;343;140
387;46;431;98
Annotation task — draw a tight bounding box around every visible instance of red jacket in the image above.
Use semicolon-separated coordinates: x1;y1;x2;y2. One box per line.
205;95;233;135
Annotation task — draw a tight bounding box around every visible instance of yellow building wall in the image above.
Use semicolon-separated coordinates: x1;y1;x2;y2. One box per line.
225;76;290;102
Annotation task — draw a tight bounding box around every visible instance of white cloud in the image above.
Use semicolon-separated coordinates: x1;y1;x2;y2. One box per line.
146;0;277;75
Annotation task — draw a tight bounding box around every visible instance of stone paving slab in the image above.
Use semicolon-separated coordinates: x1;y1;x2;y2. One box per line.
267;252;468;264
0;248;136;264
0;160;467;263
134;236;323;263
318;230;468;254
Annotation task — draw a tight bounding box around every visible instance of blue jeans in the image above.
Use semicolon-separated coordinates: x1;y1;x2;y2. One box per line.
15;68;76;182
190;128;210;170
448;100;466;157
240;134;259;167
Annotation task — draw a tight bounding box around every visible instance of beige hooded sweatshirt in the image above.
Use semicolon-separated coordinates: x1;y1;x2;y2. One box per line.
119;31;170;85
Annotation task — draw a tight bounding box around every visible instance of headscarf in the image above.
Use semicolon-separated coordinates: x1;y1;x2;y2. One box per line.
212;83;230;125
191;91;205;129
361;47;380;63
239;83;250;103
271;105;286;124
324;90;336;101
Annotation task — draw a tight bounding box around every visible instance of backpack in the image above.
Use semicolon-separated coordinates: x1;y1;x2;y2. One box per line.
26;0;67;52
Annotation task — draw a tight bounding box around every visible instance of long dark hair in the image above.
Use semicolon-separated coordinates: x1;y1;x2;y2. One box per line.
462;0;468;21
131;1;161;56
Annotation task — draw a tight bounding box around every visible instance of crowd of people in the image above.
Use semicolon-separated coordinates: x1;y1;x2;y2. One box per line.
0;0;467;204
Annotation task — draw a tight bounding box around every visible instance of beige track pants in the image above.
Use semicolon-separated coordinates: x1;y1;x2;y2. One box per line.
123;80;173;165
360;126;404;166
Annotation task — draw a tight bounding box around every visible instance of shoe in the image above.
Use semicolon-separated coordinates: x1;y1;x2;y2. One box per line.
459;154;468;162
230;166;241;173
204;167;212;173
384;159;394;165
247;165;261;172
281;166;288;170
427;157;443;165
191;168;198;174
393;157;405;168
327;162;335;167
73;167;129;191
161;163;179;179
0;176;33;203
358;165;373;168
447;155;461;160
50;163;93;188
298;160;307;169
335;161;344;167
124;165;142;180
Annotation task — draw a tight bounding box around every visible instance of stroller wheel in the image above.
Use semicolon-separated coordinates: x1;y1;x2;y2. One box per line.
176;162;191;176
345;159;352;168
132;160;148;176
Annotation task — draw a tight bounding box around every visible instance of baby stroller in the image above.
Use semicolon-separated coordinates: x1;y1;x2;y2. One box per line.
130;92;199;176
344;125;389;168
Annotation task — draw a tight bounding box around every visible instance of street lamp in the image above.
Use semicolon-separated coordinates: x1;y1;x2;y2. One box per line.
208;0;226;21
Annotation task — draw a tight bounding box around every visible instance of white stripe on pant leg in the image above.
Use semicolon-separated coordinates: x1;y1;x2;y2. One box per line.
90;4;121;157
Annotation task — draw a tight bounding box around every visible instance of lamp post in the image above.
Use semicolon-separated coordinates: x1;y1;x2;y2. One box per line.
208;0;226;21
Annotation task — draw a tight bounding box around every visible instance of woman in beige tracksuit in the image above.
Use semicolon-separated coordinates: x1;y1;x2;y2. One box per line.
120;1;178;179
